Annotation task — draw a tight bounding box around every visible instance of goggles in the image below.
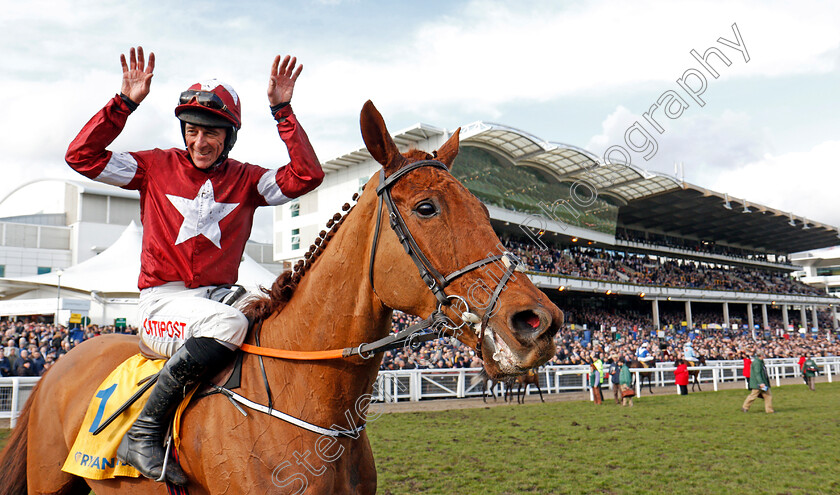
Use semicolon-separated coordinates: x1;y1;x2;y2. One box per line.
179;90;229;112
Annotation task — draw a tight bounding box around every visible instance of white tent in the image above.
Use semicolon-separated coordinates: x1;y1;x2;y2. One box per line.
0;222;278;326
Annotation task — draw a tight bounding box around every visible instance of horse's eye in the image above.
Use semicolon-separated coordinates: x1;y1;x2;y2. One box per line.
414;200;438;218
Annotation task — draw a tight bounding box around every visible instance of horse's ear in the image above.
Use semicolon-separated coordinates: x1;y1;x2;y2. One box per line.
435;128;460;169
360;100;406;174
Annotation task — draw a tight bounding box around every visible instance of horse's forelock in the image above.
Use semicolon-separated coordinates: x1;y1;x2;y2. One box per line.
402;148;434;163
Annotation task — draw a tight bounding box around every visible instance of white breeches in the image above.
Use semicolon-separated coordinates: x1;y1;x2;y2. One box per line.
138;282;249;357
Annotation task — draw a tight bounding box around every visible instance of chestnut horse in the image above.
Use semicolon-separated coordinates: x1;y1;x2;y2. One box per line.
0;101;561;495
688;356;707;392
629;358;658;394
505;369;544;404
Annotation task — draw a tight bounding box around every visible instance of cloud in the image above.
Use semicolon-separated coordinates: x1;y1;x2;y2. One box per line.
586;105;769;180
296;0;840;118
5;0;840;240
709;140;840;227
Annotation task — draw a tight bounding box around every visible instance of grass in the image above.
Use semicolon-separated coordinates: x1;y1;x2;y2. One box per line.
1;384;838;494
366;383;840;494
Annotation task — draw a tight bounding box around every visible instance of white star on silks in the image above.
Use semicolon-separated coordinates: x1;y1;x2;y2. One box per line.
166;179;239;249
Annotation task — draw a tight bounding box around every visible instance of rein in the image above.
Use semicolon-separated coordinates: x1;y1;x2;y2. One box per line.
227;160;525;435
241;159;526;362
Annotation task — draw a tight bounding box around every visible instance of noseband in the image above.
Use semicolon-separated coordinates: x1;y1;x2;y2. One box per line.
368;159;525;358
225;159;527;437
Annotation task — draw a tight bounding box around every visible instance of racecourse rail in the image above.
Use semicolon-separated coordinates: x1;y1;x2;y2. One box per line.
2;357;838;426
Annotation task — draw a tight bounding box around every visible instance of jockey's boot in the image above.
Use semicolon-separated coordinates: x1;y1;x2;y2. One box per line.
117;337;233;486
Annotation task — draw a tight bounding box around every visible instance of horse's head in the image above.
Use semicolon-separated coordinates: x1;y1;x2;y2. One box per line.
360;101;562;379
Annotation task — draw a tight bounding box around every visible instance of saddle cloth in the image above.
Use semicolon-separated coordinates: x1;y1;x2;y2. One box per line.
62;354;195;480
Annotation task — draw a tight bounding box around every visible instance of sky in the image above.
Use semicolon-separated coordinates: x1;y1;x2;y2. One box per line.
3;0;840;244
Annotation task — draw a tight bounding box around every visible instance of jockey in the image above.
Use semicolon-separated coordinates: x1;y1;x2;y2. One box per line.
683;342;699;363
65;47;324;485
635;342;654;363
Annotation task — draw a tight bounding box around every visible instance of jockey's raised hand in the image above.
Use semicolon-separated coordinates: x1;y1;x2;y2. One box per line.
268;55;302;106
120;46;155;104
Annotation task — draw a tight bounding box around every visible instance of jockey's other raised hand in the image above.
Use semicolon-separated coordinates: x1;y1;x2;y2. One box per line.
120;46;155;104
268;55;302;106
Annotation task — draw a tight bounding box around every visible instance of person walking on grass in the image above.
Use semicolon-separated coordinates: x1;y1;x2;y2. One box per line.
803;356;819;391
619;358;634;407
609;355;621;404
742;350;774;414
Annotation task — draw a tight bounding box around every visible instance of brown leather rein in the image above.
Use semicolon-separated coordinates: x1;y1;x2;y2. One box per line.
240;160;524;362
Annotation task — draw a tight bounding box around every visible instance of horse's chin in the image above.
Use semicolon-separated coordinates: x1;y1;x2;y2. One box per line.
479;325;553;380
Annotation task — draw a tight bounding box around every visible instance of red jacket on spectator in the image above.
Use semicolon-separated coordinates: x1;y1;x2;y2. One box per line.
743;357;751;378
674;363;689;386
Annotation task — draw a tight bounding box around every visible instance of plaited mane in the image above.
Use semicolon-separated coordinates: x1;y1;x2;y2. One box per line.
242;193;359;322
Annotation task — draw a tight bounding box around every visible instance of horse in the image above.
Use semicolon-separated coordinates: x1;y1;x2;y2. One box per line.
628;358;658;395
475;374;505;403
688;356;707;392
505;369;544;404
0;101;562;495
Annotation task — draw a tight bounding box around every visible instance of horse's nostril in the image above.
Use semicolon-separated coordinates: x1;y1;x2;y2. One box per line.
512;309;543;336
523;313;540;329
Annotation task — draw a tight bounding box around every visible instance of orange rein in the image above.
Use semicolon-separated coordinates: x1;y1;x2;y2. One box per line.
239;343;350;360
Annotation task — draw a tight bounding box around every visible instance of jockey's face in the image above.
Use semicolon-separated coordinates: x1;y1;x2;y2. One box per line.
185;123;226;169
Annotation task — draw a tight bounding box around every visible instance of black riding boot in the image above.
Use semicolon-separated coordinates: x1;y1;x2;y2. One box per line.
117;337;232;485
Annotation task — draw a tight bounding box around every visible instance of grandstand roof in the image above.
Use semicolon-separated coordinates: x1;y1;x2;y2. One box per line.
459;122;680;203
321;121;839;255
618;184;840;254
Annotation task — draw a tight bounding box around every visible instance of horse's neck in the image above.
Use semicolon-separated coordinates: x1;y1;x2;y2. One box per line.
251;193;391;425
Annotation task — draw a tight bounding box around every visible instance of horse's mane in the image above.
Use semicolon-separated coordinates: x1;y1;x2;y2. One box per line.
241;193;359;323
241;148;435;323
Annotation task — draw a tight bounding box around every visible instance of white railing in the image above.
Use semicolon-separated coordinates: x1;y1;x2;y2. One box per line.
372;357;840;402
0;377;41;427
2;357;838;423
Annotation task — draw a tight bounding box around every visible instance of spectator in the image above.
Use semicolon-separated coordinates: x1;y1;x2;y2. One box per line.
30;350;46;375
589;363;602;405
0;353;11;377
742;350;774;414
742;352;751;389
608;356;621;404
619;358;634;407
13;350;37;377
674;359;689;395
802;357;819;392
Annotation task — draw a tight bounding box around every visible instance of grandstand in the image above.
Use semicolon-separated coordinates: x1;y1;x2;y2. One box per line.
287;120;839;343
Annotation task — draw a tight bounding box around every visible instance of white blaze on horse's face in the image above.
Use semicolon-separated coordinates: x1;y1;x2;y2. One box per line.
483;326;518;374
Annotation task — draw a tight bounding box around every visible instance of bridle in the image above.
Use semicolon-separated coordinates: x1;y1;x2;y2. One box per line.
367;159;526;358
239;159;527;362
216;158;528;438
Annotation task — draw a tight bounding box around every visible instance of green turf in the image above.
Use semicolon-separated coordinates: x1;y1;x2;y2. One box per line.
366;383;840;495
1;385;838;494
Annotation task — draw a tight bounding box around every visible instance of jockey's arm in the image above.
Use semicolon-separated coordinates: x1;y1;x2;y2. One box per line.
260;104;324;205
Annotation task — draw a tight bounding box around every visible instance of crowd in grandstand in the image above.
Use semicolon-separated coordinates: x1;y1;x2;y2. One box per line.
0;319;137;377
2;304;836;376
502;238;824;296
614;228;785;263
380;308;839;371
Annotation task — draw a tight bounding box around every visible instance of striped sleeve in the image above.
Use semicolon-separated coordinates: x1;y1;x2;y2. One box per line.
95;151;139;187
65;95;143;190
257;169;291;206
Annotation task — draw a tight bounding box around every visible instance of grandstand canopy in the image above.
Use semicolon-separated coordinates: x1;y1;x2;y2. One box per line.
457;122;838;255
617;184;839;254
321;120;839;256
